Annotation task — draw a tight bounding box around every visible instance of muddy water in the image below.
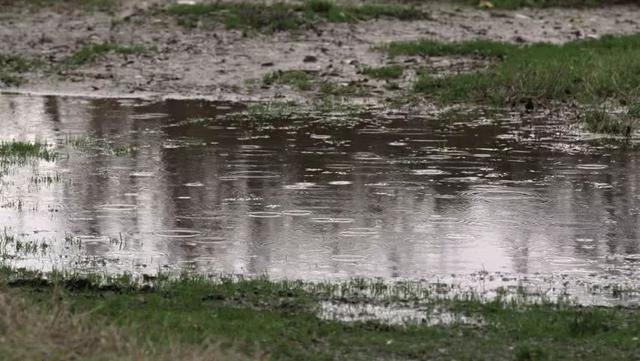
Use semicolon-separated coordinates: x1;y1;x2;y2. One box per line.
1;94;639;292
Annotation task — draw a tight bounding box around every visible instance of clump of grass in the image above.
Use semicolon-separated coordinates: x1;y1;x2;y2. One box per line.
410;34;640;107
313;96;368;115
64;135;136;156
514;343;548;361
362;65;404;79
222;3;307;32
387;39;517;58
263;70;314;91
167;1;430;31
0;55;35;86
246;102;300;122
168;2;308;31
628;103;640;118
319;81;369;97
66;42;149;66
0;141;55;161
582;107;637;135
306;0;430;22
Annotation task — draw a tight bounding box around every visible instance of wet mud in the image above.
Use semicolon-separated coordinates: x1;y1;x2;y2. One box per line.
0;1;639;100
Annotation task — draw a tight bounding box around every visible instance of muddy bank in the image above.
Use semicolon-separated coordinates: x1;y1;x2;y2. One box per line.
0;1;639;101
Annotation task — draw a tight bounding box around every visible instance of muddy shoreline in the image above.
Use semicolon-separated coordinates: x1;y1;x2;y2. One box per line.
1;1;640;102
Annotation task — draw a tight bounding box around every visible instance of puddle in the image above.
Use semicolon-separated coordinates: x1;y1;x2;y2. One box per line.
97;204;137;212
154;230;202;238
1;94;640;304
248;212;282;218
318;301;482;326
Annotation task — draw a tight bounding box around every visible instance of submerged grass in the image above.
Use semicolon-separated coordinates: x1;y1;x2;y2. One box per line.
245;102;300;122
582;107;638;135
65;135;137;156
0;141;55;162
2;266;640;361
167;1;430;31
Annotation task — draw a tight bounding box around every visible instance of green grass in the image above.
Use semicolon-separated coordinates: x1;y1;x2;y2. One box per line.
245;102;300;122
166;1;430;31
628;103;640;119
582;107;638;135
238;99;366;123
403;35;640;108
66;43;149;66
64;135;137;156
387;39;517;59
0;141;55;161
2;267;640;361
362;65;404;79
306;0;430;22
0;55;36;86
172;2;308;32
263;70;314;91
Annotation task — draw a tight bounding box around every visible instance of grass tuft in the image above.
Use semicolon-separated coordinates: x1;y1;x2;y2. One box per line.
167;1;430;31
582;107;638;135
387;39;517;58
0;55;35;86
362;65;404;79
263;70;314;91
408;35;640;107
246;102;300;122
66;43;149;66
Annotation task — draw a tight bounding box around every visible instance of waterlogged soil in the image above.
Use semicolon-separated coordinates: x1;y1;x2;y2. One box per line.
2;94;640;305
0;1;639;100
3;1;640;307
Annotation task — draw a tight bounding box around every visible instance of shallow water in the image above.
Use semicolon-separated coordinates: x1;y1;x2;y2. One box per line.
1;94;640;301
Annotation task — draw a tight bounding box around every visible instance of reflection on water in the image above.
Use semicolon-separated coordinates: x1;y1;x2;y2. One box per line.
1;94;640;287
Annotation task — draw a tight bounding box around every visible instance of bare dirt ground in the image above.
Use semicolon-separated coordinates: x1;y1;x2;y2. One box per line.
1;0;639;102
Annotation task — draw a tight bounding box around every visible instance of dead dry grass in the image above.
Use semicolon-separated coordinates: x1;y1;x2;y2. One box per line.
0;289;256;361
